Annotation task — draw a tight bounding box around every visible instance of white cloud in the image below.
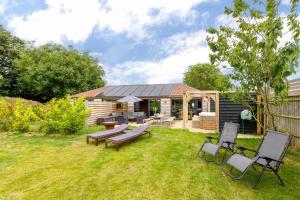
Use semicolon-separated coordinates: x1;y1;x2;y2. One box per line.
8;0;211;44
0;2;5;14
9;0;101;45
282;0;290;5
279;14;300;47
97;0;209;38
104;30;210;84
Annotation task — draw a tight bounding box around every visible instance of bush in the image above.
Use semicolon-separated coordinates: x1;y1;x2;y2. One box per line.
0;99;14;131
41;96;90;134
12;99;38;133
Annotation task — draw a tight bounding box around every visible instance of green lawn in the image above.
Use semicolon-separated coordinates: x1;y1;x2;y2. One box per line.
0;127;299;200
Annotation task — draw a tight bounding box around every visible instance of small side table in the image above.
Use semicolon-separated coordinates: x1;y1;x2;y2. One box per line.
102;121;117;130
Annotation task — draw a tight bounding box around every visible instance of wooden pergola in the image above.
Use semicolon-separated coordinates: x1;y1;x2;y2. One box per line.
182;90;220;131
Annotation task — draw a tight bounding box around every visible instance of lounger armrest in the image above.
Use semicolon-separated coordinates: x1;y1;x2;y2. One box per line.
205;136;219;143
259;156;284;164
236;145;257;153
206;136;219;140
223;141;236;145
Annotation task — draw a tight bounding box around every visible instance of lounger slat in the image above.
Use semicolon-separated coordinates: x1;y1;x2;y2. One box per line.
105;124;151;150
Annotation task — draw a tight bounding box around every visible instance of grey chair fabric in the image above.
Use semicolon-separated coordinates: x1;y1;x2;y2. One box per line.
199;122;240;162
223;130;291;188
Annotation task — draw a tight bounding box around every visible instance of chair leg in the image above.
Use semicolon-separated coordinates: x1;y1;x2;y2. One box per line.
272;169;284;186
252;165;267;188
220;149;229;165
96;139;99;146
200;151;216;162
105;142;108;148
86;137;89;144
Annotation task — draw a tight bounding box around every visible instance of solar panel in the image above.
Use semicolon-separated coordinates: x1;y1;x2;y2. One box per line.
101;84;176;97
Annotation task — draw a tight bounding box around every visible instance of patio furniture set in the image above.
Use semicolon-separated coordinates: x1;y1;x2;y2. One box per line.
87;118;291;188
146;114;175;127
97;112;145;125
198;122;291;188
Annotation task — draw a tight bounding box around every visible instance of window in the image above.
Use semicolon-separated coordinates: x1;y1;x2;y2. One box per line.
116;102;122;109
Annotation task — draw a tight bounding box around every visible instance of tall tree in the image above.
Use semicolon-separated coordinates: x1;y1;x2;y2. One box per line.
14;43;105;102
0;26;24;96
183;63;231;91
207;0;300;130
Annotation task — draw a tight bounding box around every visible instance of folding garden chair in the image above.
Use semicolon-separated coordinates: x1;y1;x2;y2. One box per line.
198;122;240;163
222;130;291;188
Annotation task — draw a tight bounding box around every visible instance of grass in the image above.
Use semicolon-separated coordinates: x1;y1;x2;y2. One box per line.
0;126;299;200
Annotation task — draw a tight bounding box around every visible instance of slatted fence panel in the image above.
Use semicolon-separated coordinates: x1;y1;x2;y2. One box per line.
86;101;112;126
270;96;300;148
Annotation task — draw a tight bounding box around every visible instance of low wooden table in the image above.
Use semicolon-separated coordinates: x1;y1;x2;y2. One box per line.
102;121;117;130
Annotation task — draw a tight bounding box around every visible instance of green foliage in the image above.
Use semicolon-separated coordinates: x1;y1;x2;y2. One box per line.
207;0;300;130
12;99;38;133
13;43;105;102
150;100;160;114
41;96;91;134
0;26;24;96
0;99;14;131
183;63;232;91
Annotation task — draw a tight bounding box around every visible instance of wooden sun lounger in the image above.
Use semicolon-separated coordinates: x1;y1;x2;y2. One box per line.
105;124;151;151
87;124;129;146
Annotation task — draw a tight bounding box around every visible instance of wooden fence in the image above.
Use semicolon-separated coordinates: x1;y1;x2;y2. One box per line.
269;79;300;148
86;100;130;126
86;100;113;126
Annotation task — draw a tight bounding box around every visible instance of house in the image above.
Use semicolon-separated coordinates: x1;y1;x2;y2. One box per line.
72;83;211;125
72;83;261;133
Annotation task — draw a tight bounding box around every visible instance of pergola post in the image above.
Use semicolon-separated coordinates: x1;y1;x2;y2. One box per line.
215;92;219;132
182;90;219;131
182;92;189;129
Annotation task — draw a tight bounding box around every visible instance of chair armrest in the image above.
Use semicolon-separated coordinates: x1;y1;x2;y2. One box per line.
223;141;236;145
259;156;284;164
206;136;219;140
221;141;236;150
205;136;219;143
236;145;257;153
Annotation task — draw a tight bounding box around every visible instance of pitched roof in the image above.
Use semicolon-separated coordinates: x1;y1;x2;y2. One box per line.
171;84;199;96
288;78;300;96
71;86;107;98
72;83;199;98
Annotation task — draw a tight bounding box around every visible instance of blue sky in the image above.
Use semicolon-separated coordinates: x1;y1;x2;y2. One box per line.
0;0;299;84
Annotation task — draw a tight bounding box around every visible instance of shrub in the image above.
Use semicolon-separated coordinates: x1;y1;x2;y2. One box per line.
12;99;38;133
0;99;14;131
41;96;90;134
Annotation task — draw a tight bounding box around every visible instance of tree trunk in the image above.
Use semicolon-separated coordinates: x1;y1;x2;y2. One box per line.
263;81;277;131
